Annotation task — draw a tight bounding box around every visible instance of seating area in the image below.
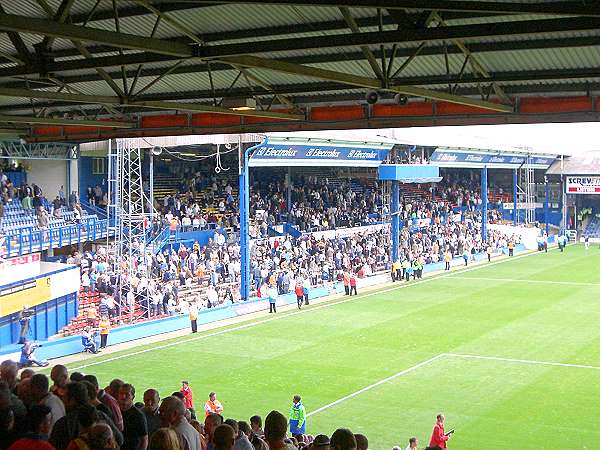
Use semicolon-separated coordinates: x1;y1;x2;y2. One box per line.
584;216;600;238
57;289;171;338
1;202;99;235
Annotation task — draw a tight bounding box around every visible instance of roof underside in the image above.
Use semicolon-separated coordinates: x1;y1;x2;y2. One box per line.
0;1;599;142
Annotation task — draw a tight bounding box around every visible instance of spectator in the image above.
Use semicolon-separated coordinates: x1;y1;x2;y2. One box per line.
159;396;201;450
49;366;68;402
214;424;235;450
405;437;418;450
330;429;356;450
224;419;253;450
142;389;161;437
264;410;295;450
8;404;54;450
117;383;148;450
354;434;368;450
30;374;65;433
49;382;123;450
311;435;330;450
148;427;180;450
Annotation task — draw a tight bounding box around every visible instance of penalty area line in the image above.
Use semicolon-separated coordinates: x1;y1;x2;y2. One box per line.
446;276;600;287
444;353;600;371
307;354;446;417
306;349;600;419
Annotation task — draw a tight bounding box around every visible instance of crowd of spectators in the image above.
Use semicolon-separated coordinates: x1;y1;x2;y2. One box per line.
1;168;85;234
250;175;385;234
73;199;517;335
0;361;446;450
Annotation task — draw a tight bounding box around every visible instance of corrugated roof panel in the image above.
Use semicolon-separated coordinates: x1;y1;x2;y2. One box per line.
476;46;600;72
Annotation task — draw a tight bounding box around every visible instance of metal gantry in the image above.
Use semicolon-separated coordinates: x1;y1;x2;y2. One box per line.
515;150;537;225
107;138;152;318
0;140;78;160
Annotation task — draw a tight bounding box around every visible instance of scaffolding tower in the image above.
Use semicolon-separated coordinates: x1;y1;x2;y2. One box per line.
107;138;152;319
515;152;537;225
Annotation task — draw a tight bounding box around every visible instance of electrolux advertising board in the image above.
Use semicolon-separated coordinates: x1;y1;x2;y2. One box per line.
430;149;555;169
565;176;600;194
248;142;392;167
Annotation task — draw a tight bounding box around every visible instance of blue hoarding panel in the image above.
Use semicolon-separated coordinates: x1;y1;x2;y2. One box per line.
378;164;441;182
249;142;391;167
430;149;555;168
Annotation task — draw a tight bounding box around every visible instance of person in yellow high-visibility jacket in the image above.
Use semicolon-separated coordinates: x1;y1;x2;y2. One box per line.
189;300;198;333
98;315;110;349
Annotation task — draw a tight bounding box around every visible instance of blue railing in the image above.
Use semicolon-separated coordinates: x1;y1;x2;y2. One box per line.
2;218;110;257
79;199;108;219
148;226;171;254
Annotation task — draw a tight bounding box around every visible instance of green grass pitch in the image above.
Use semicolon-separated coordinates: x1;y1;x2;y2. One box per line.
61;244;600;450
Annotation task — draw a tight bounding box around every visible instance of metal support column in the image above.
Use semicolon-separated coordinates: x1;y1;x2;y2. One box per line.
149;149;154;221
512;168;518;226
481;166;488;242
544;176;550;236
239;140;264;301
391;180;400;262
286;167;292;212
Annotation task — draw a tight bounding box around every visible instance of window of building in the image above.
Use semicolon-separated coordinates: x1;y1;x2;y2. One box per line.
92;157;106;174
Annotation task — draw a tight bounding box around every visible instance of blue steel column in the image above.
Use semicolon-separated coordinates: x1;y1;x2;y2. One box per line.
287;167;292;212
544;176;550;236
391;181;400;262
239;141;264;301
512;168;518;226
481;167;488;242
149;150;154;221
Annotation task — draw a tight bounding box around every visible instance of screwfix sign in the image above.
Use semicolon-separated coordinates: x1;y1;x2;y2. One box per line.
566;176;600;194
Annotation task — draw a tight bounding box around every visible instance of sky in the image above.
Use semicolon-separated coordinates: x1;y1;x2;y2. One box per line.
269;122;600;156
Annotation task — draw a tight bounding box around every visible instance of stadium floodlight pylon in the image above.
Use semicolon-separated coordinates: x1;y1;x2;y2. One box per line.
107;138;152;320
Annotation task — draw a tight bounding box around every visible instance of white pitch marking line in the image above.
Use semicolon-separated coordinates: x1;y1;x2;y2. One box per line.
444;353;600;371
307;354;446;417
69;247;551;371
447;276;600;287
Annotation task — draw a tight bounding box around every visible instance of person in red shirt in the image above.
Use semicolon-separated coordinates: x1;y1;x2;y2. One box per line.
342;271;350;295
429;413;452;449
349;273;357;296
180;381;194;409
295;279;304;310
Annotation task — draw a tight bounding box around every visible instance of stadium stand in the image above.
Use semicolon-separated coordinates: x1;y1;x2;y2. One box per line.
584;216;600;238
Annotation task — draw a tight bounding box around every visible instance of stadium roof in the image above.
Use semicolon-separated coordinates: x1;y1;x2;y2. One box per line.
1;1;600;142
546;151;600;175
